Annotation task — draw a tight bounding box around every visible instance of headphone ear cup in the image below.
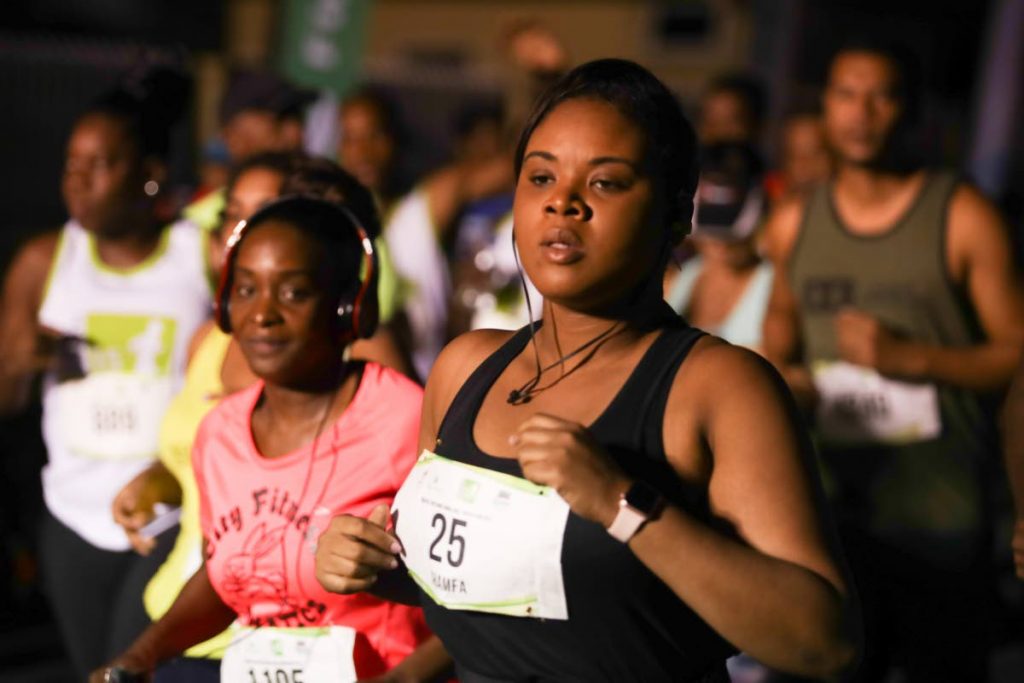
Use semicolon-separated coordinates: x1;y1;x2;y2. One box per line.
356;269;379;339
216;215;250;335
335;299;355;337
335;280;379;339
350;237;380;340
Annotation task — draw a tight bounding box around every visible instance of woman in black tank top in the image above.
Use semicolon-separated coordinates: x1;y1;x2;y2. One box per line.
316;59;860;682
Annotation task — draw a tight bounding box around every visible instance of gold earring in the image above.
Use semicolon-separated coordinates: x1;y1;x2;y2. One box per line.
144;180;160;197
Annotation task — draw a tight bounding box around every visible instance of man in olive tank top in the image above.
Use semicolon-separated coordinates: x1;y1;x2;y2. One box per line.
762;38;1024;682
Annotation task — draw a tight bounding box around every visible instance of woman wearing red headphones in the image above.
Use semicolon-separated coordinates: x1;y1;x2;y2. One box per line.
93;196;448;682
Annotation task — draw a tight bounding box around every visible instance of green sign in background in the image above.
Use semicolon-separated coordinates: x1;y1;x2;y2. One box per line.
279;0;371;94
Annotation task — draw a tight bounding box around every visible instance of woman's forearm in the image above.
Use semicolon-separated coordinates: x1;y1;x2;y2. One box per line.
387;636;452;682
629;505;858;677
115;567;236;671
142;461;184;506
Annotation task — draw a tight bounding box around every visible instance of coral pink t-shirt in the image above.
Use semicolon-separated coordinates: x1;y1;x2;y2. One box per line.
193;362;430;677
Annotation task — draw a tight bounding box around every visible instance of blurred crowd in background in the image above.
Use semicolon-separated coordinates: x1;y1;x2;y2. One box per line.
0;0;1022;681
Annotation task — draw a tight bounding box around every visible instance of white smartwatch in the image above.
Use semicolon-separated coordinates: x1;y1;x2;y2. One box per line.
606;481;665;543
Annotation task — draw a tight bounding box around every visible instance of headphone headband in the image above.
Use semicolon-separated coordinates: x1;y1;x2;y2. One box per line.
214;194;379;339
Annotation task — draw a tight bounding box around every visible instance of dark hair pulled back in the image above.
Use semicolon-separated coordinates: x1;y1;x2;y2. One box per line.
83;59;192;161
514;58;699;239
281;156;382;240
222;152;381;241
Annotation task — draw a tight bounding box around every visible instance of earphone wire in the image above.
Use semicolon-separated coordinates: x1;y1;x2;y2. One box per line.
511;227;544;383
287;354;355;599
214;359;348;657
508;226;622;405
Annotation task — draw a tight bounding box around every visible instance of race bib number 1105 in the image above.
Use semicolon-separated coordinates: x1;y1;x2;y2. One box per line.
220;626;357;683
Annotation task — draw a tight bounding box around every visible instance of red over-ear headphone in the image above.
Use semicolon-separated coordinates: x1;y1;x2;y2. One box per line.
214;195;379;340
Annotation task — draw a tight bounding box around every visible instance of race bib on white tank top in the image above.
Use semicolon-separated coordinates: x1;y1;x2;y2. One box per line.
392;450;570;620
813;360;942;444
220;625;358;683
36;220;211;550
57;372;173;460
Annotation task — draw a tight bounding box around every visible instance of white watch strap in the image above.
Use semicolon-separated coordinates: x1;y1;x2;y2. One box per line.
607;503;647;543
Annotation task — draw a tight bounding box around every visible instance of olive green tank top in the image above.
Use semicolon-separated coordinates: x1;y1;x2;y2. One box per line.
790;171;994;567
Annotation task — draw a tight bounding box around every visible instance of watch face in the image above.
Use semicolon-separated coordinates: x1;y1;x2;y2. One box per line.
625;481;663;514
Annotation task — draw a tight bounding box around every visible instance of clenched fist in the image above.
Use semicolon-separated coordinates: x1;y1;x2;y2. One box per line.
510;413;630;528
316;504;402;595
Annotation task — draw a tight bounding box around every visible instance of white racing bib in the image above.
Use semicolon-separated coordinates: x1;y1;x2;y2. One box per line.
56;373;173;461
813;360;942;444
220;625;357;683
392;450;570;620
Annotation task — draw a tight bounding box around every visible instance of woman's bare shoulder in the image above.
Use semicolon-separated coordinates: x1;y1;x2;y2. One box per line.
419;328;519;441
3;230;61;311
427;328;518;396
670;336;793;419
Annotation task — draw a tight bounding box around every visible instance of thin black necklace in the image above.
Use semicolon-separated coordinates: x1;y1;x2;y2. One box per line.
507;227;627;405
507;320;622;405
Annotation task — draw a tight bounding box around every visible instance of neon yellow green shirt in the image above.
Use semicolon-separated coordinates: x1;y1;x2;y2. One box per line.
143;326;232;659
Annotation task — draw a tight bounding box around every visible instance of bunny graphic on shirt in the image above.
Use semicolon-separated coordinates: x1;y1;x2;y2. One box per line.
221;521;299;621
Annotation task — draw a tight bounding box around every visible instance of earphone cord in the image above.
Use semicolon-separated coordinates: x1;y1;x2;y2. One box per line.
509;228;622;405
290;358;349;594
212;360;348;657
507;320;622;405
512;230;544;387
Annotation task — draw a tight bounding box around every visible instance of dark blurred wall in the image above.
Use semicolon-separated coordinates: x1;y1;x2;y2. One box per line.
0;2;225;267
0;0;224;50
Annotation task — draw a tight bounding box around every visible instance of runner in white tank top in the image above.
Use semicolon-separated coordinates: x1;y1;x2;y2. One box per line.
0;64;211;678
39;217;210;550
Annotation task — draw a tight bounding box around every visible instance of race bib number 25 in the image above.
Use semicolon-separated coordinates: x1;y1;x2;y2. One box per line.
392;451;570;620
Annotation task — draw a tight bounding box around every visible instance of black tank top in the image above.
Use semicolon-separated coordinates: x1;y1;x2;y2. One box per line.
422;318;735;682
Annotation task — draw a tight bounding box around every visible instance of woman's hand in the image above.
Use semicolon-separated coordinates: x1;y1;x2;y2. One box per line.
834;309;916;377
510;413;630;528
316;504;402;594
88;656;152;683
505;22;568;76
112;464;180;555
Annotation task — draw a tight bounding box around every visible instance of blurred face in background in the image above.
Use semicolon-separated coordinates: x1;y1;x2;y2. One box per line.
211;166;284;274
278;115;306;152
338;98;395;195
781;114;832;192
823;52;904;167
222;109;283;164
456;116;504;165
62;113;149;237
692;171;762;271
699;90;756;145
